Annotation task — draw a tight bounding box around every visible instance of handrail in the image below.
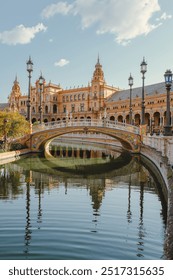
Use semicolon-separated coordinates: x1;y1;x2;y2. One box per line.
32;119;140;135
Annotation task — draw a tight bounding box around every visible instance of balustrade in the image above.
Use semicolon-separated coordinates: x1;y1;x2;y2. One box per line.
32;119;140;135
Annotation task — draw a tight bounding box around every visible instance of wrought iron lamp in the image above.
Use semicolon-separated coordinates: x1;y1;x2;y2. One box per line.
26;56;33;123
39;73;44;124
128;73;133;125
140;57;147;125
164;69;172;136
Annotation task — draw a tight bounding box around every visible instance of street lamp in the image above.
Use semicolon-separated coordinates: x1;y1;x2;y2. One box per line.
164;69;172;136
140;57;147;125
128;73;133;125
26;56;33;123
39;72;44;124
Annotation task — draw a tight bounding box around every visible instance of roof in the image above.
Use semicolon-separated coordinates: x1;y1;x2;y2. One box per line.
107;82;167;102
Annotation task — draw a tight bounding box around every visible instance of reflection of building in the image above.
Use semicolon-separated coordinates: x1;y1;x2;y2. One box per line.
7;57;173;132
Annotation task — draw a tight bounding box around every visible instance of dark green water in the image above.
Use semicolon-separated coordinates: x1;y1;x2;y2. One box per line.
0;143;167;259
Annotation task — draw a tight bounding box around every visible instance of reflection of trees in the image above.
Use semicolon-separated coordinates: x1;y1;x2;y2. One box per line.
0;165;23;200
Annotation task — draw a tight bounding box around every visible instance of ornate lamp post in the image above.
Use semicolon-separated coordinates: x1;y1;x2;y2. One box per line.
164;69;172;136
26;56;33;123
140;57;147;125
39;73;44;124
128;73;133;125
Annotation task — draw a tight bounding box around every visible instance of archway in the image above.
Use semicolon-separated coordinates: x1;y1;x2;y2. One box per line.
134;114;140;126
118;115;123;122
145;113;150;126
110;116;115;121
153;112;160;127
126;114;130;124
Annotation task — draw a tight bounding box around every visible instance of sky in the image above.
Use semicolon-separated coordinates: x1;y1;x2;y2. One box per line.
0;0;173;102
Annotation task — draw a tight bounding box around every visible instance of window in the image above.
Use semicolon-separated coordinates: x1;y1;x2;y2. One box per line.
45;105;48;114
53;104;57;113
80;103;84;112
71;104;75;112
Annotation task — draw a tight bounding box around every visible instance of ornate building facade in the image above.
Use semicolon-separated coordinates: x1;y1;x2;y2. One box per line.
8;57;173;133
8;57;118;123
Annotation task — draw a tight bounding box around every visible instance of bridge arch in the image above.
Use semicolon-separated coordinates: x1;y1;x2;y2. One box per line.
24;120;141;153
39;129;133;152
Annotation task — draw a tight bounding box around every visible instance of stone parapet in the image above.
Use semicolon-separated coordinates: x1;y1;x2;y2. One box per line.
143;134;173;166
141;142;173;259
0;149;31;165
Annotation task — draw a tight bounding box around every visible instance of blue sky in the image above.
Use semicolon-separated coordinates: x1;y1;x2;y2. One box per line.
0;0;173;102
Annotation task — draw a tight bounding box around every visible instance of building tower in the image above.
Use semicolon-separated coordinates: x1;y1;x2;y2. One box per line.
91;56;106;114
8;76;21;112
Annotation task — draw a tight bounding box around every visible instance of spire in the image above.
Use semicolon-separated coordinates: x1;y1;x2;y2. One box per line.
11;75;21;96
92;55;105;84
97;53;100;65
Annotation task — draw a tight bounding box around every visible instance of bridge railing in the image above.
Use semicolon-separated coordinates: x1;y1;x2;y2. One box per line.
32;119;140;135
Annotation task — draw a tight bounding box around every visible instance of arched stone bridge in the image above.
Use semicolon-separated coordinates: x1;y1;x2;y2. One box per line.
17;119;142;153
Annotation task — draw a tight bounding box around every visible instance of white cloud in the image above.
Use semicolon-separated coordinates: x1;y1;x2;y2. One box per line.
41;0;171;45
156;12;172;21
54;59;70;67
0;23;47;45
41;2;73;19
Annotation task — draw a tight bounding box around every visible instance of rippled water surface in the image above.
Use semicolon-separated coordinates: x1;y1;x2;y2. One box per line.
0;144;167;259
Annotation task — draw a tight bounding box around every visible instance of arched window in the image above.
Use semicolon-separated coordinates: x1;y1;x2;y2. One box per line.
45;105;48;114
53;104;57;114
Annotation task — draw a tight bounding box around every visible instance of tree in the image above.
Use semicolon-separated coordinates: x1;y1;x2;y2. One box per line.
0;111;30;147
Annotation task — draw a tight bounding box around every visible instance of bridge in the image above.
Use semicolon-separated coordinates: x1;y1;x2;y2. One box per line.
17;119;141;153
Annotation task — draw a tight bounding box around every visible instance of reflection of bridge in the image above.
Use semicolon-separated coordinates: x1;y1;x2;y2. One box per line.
19;119;141;153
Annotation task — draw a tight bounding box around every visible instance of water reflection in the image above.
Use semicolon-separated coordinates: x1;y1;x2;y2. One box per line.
137;183;145;258
0;143;168;259
24;181;32;255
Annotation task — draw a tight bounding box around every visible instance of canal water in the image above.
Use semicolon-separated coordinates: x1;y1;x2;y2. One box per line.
0;142;167;260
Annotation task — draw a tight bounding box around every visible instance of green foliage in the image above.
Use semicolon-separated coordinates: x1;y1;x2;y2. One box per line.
0;111;30;140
